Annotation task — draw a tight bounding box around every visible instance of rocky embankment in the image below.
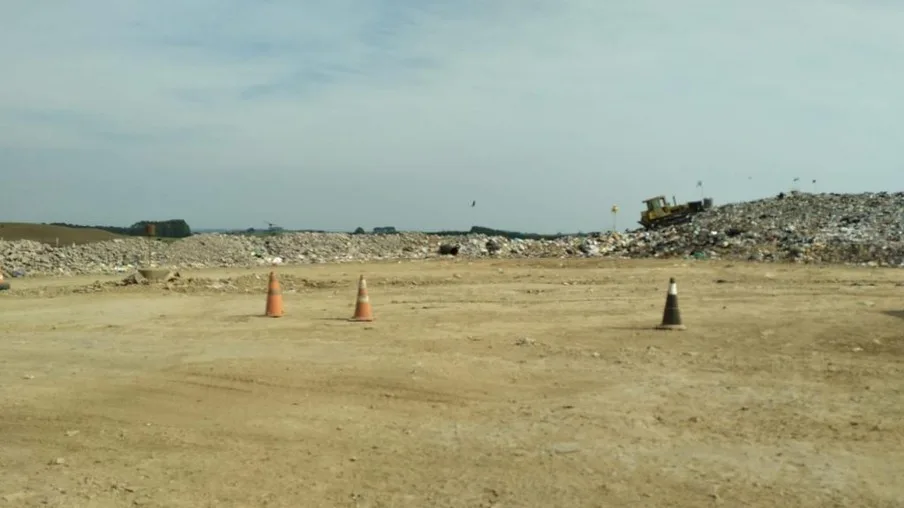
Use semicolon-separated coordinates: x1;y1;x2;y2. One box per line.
2;192;903;277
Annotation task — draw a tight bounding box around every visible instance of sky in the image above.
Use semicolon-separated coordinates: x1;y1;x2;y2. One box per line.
1;0;902;233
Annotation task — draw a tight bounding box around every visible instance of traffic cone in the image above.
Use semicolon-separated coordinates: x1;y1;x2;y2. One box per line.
350;275;374;322
655;277;685;330
265;271;283;318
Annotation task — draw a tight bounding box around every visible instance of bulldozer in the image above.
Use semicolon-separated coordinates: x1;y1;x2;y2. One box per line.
638;195;713;230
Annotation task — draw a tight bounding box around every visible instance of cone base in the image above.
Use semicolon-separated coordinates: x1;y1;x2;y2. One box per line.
349;316;374;322
265;303;283;318
655;323;686;330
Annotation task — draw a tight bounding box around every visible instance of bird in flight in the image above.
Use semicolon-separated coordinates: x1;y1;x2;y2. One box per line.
471;200;476;207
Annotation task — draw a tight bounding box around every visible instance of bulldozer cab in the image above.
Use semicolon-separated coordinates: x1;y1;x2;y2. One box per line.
639;195;681;229
643;196;669;212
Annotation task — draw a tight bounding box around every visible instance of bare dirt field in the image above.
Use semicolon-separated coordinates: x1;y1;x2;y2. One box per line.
1;258;903;507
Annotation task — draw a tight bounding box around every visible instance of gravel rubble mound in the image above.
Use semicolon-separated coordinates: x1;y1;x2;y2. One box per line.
2;192;903;277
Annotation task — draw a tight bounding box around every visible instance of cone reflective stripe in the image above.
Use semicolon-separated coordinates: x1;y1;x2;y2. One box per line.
265;271;284;317
655;277;685;330
351;275;374;322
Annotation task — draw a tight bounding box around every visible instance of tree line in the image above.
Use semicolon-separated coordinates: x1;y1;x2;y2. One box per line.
427;226;580;240
354;225;584;240
50;219;193;238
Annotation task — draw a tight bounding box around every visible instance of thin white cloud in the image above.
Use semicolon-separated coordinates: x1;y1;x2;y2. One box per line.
1;0;902;230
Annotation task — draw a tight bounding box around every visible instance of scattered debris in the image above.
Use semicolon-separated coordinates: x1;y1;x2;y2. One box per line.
437;243;460;256
2;192;903;276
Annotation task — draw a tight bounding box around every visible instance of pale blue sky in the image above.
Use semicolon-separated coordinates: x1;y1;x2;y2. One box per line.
1;0;902;233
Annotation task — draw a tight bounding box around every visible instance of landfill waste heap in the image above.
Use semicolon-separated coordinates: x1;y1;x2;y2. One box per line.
1;191;903;277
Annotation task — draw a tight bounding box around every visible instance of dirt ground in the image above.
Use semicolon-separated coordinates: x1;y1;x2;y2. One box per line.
1;258;903;508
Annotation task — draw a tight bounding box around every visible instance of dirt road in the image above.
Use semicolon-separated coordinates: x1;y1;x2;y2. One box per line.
1;258;903;507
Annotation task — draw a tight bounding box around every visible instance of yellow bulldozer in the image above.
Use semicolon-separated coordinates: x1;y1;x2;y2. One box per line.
638;195;713;230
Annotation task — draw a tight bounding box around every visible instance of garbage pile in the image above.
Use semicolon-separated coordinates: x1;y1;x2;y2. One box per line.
652;191;904;265
1;192;902;276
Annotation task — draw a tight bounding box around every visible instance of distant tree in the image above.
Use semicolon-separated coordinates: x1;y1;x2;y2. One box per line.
353;227;366;234
128;220;192;238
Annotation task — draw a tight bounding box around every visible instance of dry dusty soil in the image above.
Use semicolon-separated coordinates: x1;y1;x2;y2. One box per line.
1;258;903;508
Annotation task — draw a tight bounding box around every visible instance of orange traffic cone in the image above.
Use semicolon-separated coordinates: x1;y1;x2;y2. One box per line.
265;271;283;317
655;277;685;330
350;275;374;322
